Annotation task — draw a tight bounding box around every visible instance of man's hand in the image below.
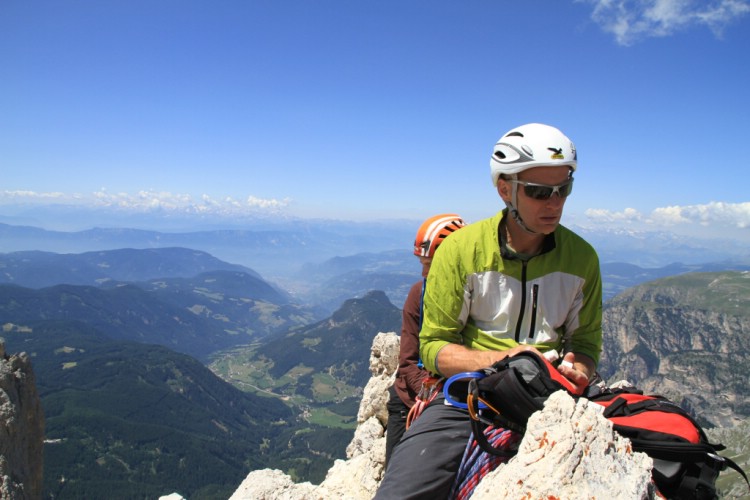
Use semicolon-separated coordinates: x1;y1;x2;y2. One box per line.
435;343;542;377
556;351;594;394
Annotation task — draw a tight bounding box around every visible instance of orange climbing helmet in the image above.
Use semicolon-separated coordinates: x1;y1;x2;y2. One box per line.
414;214;466;258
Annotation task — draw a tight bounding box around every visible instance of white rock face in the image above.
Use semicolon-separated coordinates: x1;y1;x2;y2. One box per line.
158;493;187;500
471;391;655;500
229;468;318;500
229;332;656;500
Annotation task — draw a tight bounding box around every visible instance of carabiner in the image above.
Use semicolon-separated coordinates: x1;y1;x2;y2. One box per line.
443;371;488;409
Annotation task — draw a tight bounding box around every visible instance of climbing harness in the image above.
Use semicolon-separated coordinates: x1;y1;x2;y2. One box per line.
405;375;444;430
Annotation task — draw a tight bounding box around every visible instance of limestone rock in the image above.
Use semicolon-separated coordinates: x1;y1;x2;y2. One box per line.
0;340;45;500
228;469;317;500
355;331;398;427
230;332;656;499
471;391;655;499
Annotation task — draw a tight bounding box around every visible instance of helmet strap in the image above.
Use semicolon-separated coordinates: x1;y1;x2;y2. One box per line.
507;174;538;235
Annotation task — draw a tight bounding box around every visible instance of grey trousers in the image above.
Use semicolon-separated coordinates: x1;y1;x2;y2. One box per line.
375;395;472;500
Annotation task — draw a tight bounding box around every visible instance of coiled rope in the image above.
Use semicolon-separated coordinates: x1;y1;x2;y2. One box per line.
449;427;521;500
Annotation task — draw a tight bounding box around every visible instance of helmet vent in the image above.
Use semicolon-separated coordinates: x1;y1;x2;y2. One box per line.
506;131;524;138
494;151;507;160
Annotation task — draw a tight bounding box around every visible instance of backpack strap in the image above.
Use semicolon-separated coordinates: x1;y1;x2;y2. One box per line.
668;452;750;500
467;378;519;457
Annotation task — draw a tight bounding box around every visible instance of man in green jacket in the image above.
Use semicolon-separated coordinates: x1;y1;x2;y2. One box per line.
375;123;603;499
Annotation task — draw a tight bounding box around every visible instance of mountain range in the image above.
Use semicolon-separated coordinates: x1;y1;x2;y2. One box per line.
3;321;293;499
4;239;749;316
2;219;749;282
0;249;320;361
0;247;406;497
1;224;750;497
1;290;402;498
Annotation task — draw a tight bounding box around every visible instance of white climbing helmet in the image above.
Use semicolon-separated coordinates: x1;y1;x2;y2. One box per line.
490;123;577;186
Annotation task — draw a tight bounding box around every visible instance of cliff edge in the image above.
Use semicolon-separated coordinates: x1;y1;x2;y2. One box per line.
0;340;45;500
229;332;655;499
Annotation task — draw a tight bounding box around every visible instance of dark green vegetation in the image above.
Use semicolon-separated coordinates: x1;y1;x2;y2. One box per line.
4;321;294;499
2;246;750;498
0;249;399;498
0;271;316;362
1;260;402;499
3;313;387;498
210;291;403;428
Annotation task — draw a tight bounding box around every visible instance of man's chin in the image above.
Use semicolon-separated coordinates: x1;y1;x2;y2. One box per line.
536;220;560;234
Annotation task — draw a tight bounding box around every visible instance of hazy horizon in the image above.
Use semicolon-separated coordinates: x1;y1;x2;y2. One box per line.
3;1;749;242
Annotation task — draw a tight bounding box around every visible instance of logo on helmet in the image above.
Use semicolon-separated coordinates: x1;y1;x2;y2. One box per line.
548;147;564;160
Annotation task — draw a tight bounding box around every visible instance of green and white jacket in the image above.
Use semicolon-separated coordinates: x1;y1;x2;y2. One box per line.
419;210;603;376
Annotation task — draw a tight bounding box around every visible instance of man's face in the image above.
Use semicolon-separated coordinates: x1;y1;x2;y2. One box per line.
418;256;432;277
498;165;572;234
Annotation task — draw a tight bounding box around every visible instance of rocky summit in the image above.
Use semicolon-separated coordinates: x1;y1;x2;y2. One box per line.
228;332;656;499
0;340;45;499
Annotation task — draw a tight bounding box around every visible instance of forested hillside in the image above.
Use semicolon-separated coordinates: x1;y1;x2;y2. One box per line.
3;246;750;497
600;271;750;427
3;321;293;499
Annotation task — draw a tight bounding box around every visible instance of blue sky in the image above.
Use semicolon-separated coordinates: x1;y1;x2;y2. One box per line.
1;0;749;240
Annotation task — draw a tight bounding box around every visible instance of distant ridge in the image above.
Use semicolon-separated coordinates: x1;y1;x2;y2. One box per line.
0;221;412;278
0;283;237;360
3;221;748;283
0;247;258;288
0;268;316;361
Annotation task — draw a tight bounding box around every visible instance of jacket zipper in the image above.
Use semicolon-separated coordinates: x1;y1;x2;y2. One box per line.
514;261;528;342
528;283;539;339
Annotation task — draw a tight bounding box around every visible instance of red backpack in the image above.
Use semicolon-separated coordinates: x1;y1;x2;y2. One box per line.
447;351;750;499
586;387;749;500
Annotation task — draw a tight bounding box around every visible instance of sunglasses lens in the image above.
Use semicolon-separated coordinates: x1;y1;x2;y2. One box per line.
524;185;554;199
522;180;573;200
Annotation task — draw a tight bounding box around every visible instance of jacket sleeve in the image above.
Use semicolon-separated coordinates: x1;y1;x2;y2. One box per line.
565;245;603;365
418;236;468;375
398;281;427;400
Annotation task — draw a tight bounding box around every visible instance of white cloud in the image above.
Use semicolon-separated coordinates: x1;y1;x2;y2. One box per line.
649;204;690;224
0;189;291;217
585;201;750;228
653;201;750;228
246;195;288;210
1;190;67;200
585;207;644;223
577;0;750;45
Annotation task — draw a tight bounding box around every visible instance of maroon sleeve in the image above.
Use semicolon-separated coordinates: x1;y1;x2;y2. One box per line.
394;280;428;407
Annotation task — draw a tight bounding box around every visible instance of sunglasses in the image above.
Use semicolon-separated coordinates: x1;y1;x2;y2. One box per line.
510;178;574;200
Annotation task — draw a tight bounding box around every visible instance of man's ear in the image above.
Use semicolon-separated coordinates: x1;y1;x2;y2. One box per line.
497;179;511;203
